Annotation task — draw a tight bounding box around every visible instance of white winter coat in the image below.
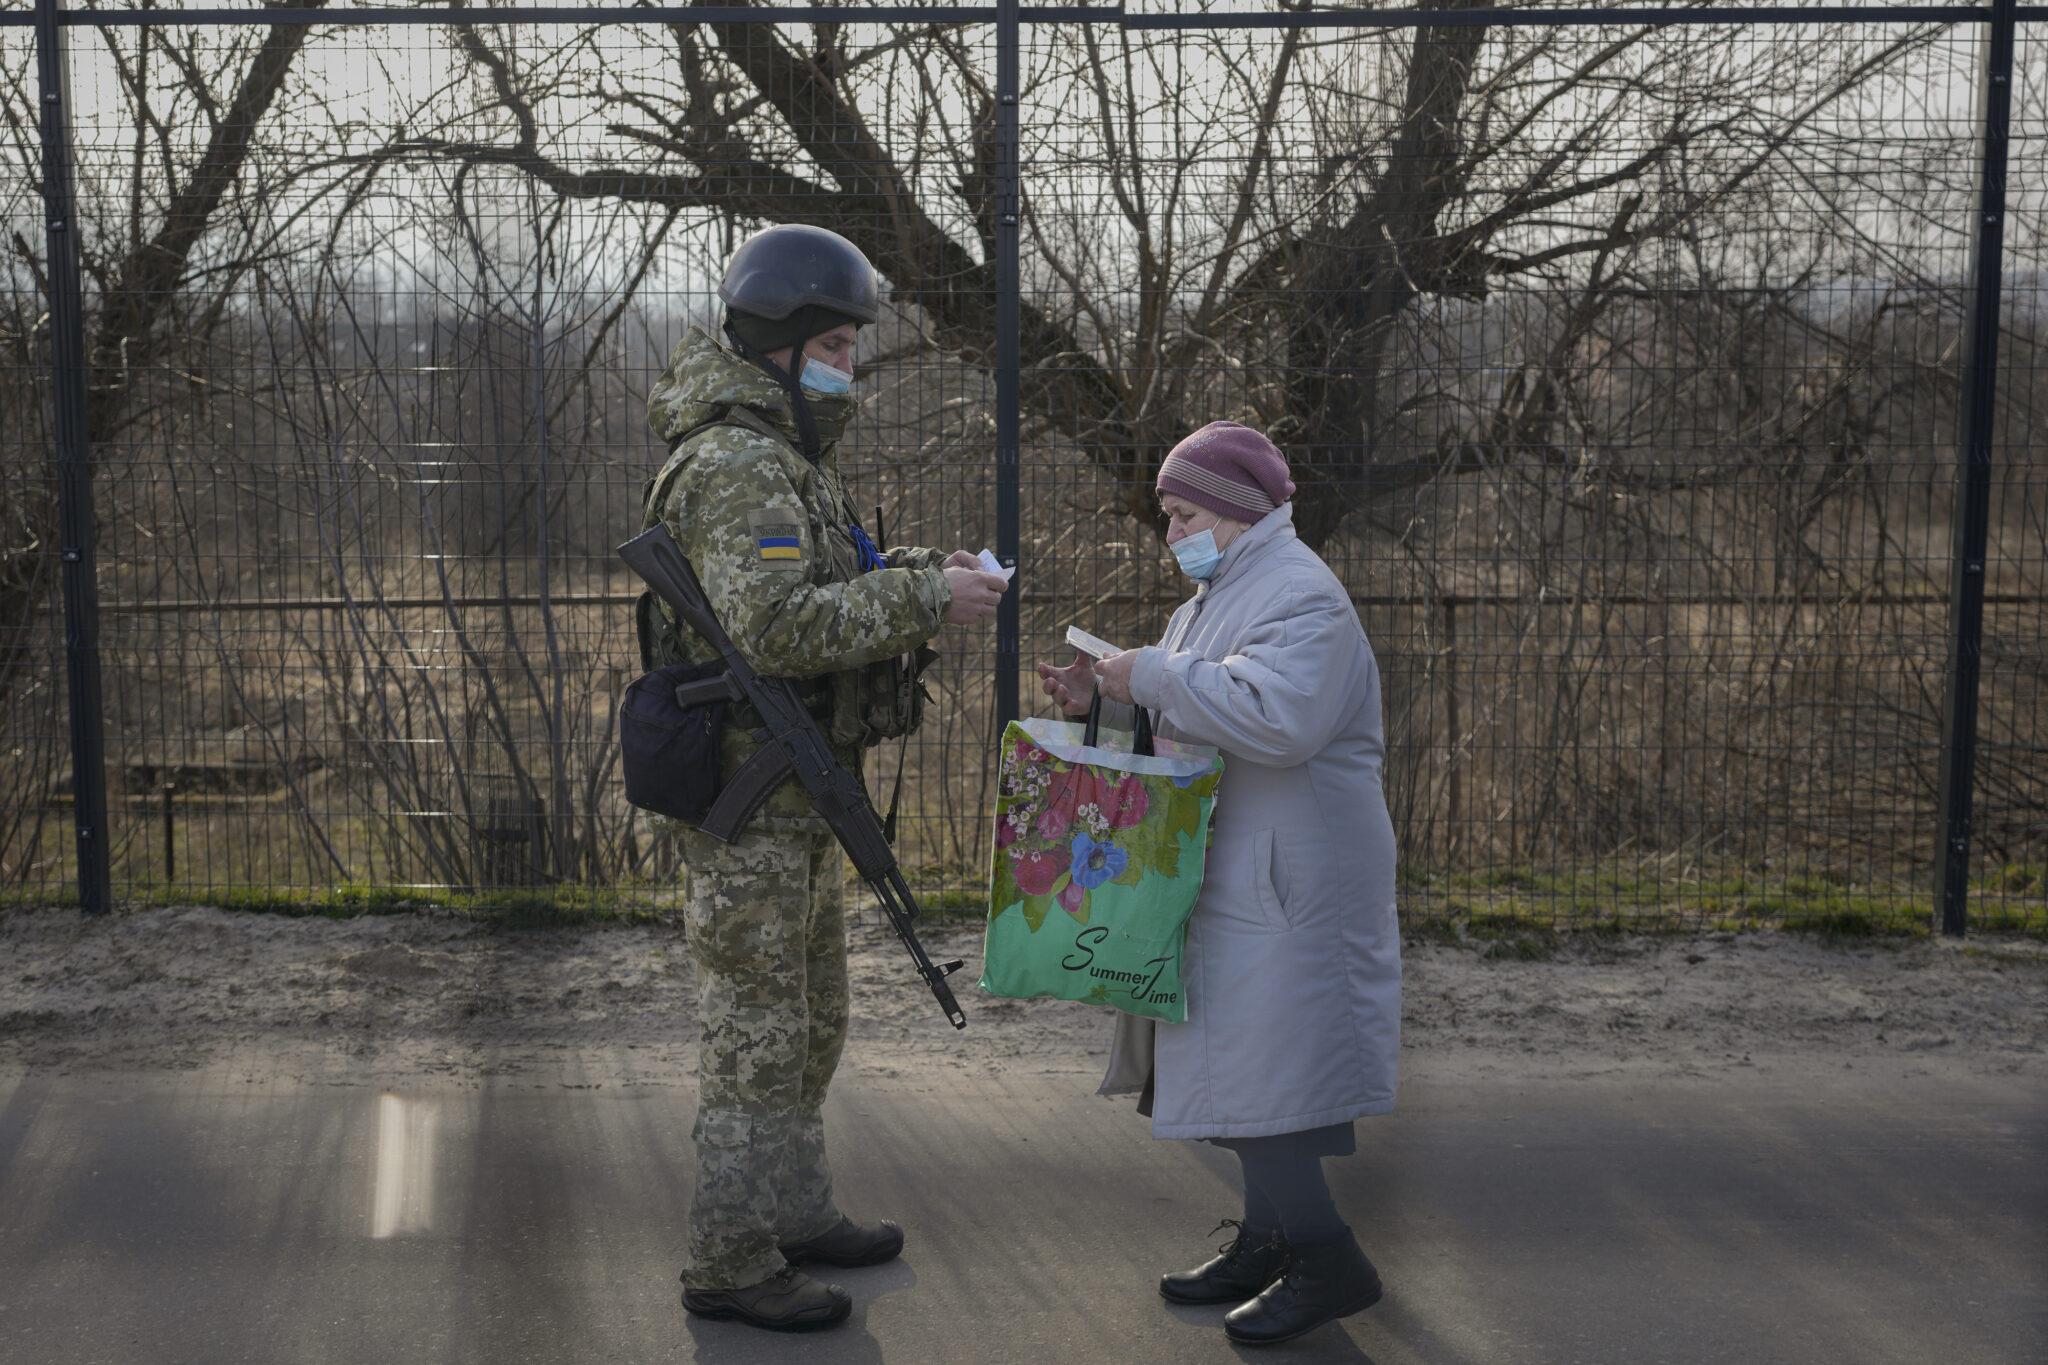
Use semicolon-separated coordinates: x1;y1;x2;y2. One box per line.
1097;503;1401;1139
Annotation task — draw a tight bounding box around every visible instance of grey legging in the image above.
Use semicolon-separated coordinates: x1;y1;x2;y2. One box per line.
1213;1122;1352;1246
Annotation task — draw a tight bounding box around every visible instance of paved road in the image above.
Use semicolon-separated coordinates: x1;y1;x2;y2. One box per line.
0;1060;2040;1364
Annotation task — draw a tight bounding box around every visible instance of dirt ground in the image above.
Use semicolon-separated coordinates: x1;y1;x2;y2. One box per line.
2;902;2044;1091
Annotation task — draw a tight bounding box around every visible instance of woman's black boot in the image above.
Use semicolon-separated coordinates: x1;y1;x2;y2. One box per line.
1159;1220;1289;1305
1221;1227;1381;1345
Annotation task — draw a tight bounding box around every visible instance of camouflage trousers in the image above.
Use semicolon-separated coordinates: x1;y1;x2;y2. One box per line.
678;823;851;1290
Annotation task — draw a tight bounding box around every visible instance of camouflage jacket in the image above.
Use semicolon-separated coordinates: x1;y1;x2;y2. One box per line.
642;326;951;828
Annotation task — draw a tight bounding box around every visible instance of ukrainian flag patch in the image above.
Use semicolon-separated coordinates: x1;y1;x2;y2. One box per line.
746;509;807;567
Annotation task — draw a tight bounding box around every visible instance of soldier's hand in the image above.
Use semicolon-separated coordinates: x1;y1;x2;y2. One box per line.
942;550;982;571
1036;651;1097;716
942;566;1008;625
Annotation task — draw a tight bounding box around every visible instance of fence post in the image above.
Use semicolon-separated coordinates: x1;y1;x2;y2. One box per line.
34;0;113;915
1933;0;2015;940
993;0;1021;728
1444;597;1460;861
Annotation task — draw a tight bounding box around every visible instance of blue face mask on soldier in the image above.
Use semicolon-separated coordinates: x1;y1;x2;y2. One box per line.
800;356;855;396
1171;527;1222;581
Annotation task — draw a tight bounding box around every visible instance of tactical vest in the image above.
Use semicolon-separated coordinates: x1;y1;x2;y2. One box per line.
636;406;934;750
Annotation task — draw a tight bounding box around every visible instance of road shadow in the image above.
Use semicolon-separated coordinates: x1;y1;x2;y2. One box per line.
1162;1301;1384;1362
680;1260;913;1363
683;1305;887;1364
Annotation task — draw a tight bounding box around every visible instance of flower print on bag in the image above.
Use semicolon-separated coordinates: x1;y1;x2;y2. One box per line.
1057;880;1089;920
1099;774;1149;829
1069;832;1129;889
1009;842;1071;896
1037;765;1105;842
995;809;1025;851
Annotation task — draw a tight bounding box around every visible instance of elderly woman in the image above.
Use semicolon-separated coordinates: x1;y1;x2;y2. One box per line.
1036;421;1400;1347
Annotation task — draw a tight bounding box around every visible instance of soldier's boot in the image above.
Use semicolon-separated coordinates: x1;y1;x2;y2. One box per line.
681;1267;852;1331
778;1215;905;1268
1160;1219;1289;1305
1222;1228;1382;1346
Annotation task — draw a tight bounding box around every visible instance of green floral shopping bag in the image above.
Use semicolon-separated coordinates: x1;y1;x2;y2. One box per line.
980;710;1224;1022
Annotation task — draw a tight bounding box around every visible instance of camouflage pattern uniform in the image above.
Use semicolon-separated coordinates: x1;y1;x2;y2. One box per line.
644;326;950;1291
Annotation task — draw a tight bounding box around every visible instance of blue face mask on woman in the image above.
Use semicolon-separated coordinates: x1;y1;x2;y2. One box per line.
799;356;855;396
1171;528;1223;581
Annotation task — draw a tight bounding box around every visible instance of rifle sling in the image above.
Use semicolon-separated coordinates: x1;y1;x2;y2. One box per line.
882;739;908;845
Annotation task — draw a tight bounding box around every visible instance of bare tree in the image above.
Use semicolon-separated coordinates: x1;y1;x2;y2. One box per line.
0;8;343;882
186;150;686;892
381;8;1952;544
5;5;336;628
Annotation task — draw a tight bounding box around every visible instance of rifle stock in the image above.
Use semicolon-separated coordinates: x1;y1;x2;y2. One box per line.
618;525;967;1030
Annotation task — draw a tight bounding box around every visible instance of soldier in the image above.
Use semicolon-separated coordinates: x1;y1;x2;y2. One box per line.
641;224;1007;1331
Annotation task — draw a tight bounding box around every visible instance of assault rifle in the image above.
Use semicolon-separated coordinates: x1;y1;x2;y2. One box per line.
617;524;968;1029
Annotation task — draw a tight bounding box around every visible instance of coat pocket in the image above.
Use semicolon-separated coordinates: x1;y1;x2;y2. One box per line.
1252;827;1293;933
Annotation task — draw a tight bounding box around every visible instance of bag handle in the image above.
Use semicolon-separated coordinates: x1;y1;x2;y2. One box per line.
1083;690;1154;758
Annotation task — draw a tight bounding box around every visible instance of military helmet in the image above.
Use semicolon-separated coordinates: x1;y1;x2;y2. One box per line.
717;224;879;328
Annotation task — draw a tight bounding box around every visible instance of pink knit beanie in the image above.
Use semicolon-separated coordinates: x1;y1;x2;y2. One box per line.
1154;421;1295;524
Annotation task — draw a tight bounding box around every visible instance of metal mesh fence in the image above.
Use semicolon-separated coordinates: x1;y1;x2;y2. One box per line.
1980;15;2047;926
3;3;2041;932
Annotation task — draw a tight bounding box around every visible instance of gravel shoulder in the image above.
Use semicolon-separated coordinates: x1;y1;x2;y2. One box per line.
2;904;2042;1092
